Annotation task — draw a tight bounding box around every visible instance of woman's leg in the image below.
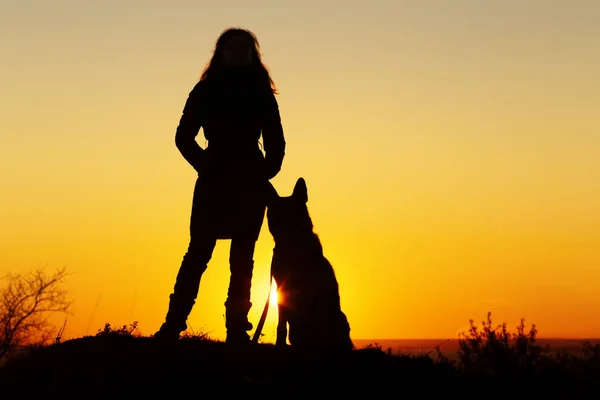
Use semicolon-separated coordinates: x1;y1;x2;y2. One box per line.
155;234;217;340
224;236;257;343
156;177;217;340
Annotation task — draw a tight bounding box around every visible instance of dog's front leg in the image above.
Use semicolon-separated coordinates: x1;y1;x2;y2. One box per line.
276;303;288;347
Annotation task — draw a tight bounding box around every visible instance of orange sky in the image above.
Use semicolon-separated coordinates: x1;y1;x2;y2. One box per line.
1;1;599;342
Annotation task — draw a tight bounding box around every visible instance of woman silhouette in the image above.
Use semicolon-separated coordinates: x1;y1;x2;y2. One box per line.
155;27;286;344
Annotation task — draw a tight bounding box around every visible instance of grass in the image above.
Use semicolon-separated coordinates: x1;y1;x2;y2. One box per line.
1;313;599;398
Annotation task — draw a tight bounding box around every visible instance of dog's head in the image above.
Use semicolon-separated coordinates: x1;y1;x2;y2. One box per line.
266;178;313;240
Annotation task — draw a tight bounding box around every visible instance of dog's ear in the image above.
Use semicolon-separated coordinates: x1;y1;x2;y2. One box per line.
265;181;279;205
292;178;308;203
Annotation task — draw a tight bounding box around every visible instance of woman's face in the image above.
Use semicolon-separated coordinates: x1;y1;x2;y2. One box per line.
221;34;254;67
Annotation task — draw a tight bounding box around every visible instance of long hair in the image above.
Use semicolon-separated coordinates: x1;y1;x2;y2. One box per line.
200;27;278;95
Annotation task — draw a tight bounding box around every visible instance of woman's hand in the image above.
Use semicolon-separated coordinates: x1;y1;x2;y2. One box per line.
194;149;211;177
264;157;281;180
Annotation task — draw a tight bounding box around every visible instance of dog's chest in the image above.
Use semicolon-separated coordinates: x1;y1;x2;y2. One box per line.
272;250;331;294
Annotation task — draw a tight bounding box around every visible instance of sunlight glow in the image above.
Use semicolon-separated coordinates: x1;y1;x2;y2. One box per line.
269;283;278;309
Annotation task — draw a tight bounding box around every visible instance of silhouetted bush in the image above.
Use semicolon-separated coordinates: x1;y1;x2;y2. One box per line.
0;266;72;363
456;312;600;381
95;321;139;337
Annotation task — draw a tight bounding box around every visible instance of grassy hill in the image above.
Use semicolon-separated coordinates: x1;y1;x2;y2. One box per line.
1;330;599;399
2;314;600;398
1;333;453;397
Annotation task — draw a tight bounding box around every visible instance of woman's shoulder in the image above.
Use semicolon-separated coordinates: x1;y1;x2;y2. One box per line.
186;79;219;105
190;79;210;95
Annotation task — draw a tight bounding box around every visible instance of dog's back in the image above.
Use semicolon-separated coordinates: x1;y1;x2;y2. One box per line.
267;178;353;351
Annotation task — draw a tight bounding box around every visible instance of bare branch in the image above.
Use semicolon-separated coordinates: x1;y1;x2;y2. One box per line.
0;266;73;362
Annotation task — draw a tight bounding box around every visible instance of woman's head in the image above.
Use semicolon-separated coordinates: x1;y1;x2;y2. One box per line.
200;27;278;94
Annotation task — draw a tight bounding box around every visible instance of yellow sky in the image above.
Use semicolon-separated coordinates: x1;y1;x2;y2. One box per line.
1;1;599;341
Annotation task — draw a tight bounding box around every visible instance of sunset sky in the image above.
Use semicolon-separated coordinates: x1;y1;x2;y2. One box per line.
1;0;599;342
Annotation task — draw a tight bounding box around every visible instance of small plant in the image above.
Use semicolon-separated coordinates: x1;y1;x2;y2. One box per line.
55;319;67;344
364;342;383;352
432;344;455;365
96;321;139;337
457;312;551;376
582;340;600;360
180;324;213;342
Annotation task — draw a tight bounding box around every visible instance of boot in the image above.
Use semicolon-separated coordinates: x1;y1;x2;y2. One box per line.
225;242;255;345
154;293;195;343
224;303;253;345
225;331;251;345
154;323;185;343
154;240;212;343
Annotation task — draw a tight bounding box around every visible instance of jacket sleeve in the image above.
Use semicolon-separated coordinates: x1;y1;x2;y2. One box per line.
175;81;207;173
261;91;286;174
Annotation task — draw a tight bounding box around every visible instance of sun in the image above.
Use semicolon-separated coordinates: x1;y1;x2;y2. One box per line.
269;283;278;308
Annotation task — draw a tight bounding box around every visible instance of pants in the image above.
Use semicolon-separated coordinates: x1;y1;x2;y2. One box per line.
162;171;266;334
164;234;257;331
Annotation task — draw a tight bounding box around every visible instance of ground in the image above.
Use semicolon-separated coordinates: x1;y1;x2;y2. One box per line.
1;334;598;399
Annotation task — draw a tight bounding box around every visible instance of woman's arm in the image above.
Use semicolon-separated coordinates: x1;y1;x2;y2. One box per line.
175;81;207;174
262;91;286;179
